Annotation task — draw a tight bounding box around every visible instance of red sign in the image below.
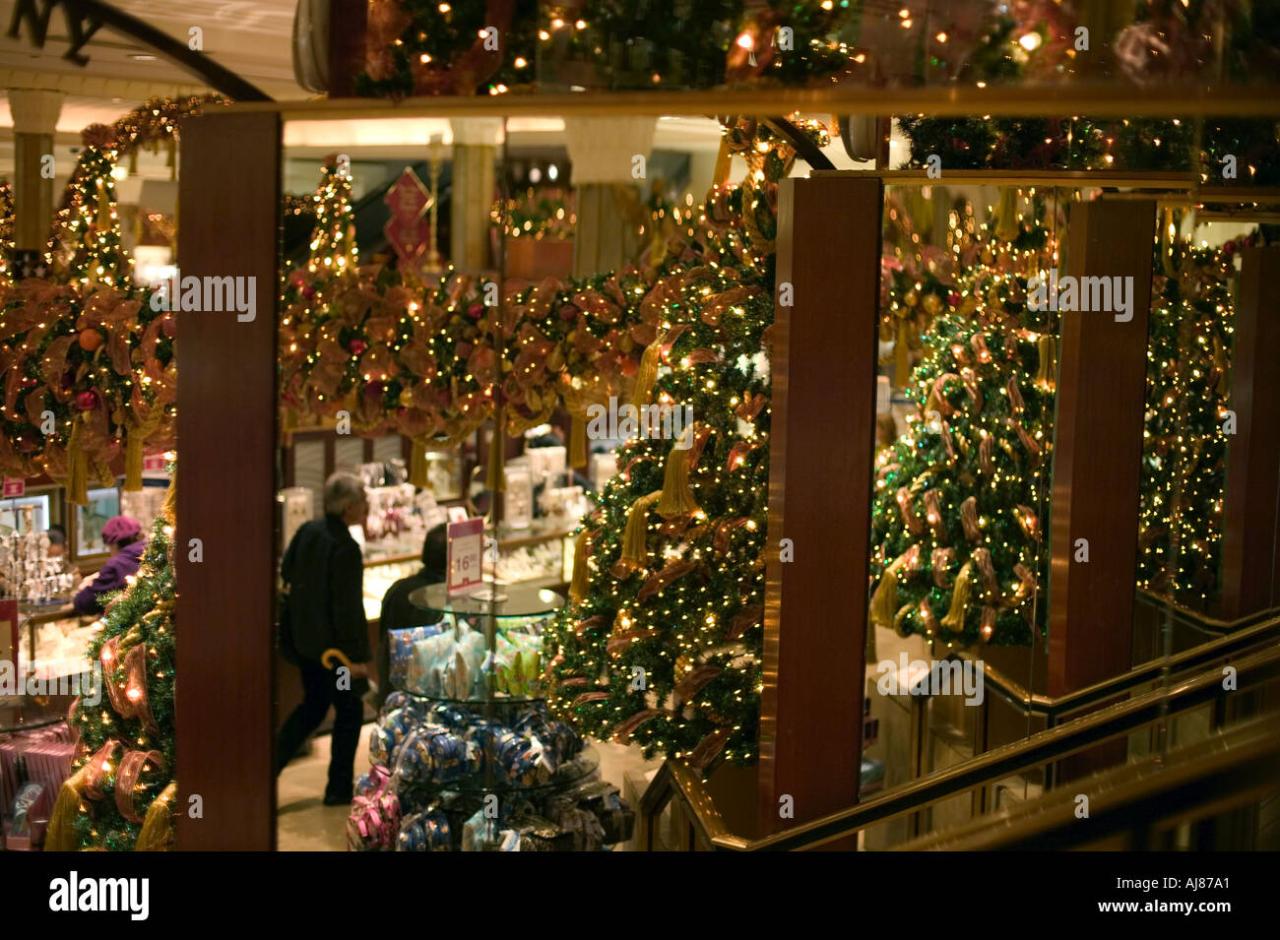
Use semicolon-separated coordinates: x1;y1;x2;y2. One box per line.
0;599;19;677
446;517;485;596
2;478;25;498
383;167;432;269
142;453;169;472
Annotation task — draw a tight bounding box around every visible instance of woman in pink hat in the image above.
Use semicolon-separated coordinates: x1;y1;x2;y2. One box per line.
73;515;146;616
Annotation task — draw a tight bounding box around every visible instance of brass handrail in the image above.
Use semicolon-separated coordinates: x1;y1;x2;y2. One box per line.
974;602;1280;721
1135;588;1278;635
638;758;745;851
898;717;1280;851
227;83;1280;121
643;639;1280;852
735;642;1280;851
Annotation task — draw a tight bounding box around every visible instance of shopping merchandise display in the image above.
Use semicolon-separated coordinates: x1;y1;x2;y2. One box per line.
350;583;633;850
0;529;77;605
0;712;76;850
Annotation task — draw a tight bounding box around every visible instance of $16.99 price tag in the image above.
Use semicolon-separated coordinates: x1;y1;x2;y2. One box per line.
446;517;485;595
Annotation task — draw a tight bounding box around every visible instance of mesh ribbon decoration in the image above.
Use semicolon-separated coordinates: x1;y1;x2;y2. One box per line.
114;749;166;823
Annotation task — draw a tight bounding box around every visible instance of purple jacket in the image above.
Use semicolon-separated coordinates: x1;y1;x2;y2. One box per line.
73;540;146;615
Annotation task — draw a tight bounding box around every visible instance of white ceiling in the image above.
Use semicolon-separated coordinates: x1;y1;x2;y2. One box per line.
0;0;304;102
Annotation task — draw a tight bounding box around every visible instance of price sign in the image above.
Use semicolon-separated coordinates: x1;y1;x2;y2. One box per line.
446;517;485;595
142;453;169;473
2;478;25;498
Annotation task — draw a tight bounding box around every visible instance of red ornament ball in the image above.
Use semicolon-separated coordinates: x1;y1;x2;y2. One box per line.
349;338;368;356
75;389;100;411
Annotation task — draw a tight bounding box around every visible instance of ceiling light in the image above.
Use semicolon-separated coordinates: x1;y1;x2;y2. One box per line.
129;53;157;61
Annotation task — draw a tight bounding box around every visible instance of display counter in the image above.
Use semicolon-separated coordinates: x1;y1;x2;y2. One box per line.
19;604;97;681
360;518;575;622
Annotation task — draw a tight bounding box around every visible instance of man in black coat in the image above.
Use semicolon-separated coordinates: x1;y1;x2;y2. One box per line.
276;471;372;805
375;522;448;710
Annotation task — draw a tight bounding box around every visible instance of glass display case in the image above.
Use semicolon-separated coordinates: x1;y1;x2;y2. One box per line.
70;486;120;561
21;608;100;683
349;583;634;851
361;517;576;622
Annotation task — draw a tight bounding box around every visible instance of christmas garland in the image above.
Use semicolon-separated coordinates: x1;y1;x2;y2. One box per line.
357;0;857;96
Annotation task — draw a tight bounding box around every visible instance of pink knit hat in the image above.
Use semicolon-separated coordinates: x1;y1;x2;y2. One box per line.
101;515;142;546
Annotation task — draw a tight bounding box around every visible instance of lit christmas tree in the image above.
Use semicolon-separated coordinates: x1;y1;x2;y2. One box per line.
47;132;131;289
0;178;13;286
543;119;820;769
1136;237;1237;608
46;478;178;851
868;207;1057;648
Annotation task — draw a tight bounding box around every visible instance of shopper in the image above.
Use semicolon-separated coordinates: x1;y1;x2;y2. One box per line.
72;516;146;616
275;471;373;805
375;522;448;709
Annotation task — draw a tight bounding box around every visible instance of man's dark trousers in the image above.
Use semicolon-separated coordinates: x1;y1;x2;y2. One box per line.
276;659;364;801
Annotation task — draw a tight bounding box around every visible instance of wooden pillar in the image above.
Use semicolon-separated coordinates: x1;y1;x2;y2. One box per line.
449;118;503;273
758;175;883;834
175;111;281;850
7;89;63;251
326;0;369;98
562;118;655;278
1220;246;1280;618
1047;200;1156;697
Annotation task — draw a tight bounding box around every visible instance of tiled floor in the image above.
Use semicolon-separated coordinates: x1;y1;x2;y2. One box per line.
276;724;659;851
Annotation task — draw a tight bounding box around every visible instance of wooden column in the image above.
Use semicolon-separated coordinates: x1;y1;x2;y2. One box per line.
1220;246;1280;618
1047;200;1156;697
175;112;281;851
758;175;883;834
327;0;369;98
449;118;503;274
7;89;63;251
562;118;656;278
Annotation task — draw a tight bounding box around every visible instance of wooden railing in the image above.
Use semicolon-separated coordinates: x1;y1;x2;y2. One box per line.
639;612;1280;851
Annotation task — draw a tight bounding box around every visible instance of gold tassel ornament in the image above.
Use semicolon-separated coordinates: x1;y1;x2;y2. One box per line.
66;418;90;506
408;436;429;489
135;781;178;851
569;529;591;603
995;188;1021;242
656;442;700;519
123;429;144;492
44;765;89;851
940;561;974;633
869;545;919;629
612;491;662;577
485;422;506;494
1034;334;1056;390
569;408;589;470
630;331;666;409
